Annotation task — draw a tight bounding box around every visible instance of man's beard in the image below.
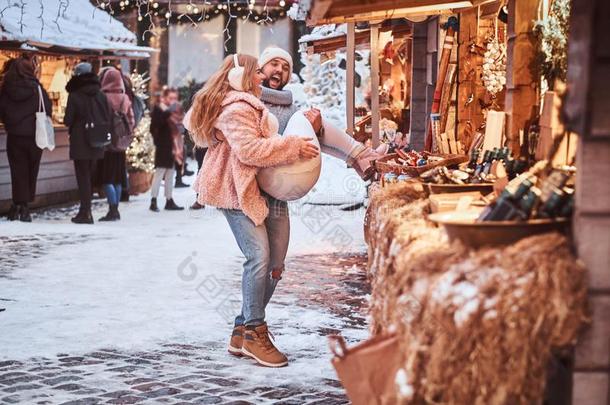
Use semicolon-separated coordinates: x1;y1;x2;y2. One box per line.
263;77;286;91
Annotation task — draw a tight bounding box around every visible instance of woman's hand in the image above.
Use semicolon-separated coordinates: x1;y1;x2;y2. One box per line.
297;137;320;160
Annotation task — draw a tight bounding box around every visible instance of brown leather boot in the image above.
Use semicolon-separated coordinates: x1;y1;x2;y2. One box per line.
242;323;288;367
228;325;245;357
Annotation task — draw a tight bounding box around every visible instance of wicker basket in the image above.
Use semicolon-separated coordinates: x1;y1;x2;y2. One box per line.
373;153;468;177
128;170;153;195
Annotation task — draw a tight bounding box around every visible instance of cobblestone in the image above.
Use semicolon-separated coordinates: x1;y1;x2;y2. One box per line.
1;220;368;404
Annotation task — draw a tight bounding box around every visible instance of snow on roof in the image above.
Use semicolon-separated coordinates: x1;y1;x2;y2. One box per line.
0;0;152;56
298;24;348;44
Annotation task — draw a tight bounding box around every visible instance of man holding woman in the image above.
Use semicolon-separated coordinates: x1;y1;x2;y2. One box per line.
188;49;382;368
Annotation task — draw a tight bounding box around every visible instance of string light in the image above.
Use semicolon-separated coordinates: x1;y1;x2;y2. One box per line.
92;0;291;42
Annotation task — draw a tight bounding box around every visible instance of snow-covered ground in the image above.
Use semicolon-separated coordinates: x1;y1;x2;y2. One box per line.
0;159;369;393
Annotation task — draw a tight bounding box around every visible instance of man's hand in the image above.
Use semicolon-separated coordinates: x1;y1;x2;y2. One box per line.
304;108;322;134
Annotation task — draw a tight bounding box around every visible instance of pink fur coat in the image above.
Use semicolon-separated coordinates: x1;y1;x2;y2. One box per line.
192;91;304;225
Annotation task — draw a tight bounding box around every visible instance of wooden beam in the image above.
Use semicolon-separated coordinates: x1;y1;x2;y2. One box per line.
305;25;411;54
410;21;428;150
306;30;371;54
456;7;478;152
371;23;381;148
479;0;502;19
346;22;356;136
308;0;334;26
505;0;539;156
309;0;475;25
323;0;471;19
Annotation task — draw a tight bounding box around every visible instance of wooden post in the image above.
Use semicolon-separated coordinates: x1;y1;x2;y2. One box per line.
565;0;610;401
370;23;381;148
410;22;428;150
456;7;479;153
425;17;458;151
505;0;539;156
346;22;356;136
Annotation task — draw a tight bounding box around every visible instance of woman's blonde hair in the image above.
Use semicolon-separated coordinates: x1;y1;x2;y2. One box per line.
189;54;260;146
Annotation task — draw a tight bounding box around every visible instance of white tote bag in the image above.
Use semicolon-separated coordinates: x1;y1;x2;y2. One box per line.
35;85;55;151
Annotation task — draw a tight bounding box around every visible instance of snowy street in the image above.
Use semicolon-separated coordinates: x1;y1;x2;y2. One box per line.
0;159;370;404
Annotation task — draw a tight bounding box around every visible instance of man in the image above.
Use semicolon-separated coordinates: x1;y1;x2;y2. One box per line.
220;48;387;364
257;46;386;181
149;87;184;212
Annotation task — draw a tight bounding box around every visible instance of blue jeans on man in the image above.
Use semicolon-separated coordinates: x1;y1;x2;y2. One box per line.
220;195;290;327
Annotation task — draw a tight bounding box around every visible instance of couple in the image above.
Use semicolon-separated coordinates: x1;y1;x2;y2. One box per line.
187;47;384;368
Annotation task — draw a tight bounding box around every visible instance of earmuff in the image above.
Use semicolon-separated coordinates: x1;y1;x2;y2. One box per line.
228;54;244;91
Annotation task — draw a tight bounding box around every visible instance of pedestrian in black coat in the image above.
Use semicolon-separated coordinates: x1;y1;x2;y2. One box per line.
0;56;52;222
148;87;183;212
64;62;109;224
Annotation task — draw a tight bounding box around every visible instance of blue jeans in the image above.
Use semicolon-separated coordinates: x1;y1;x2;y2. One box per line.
220;196;290;327
103;183;122;205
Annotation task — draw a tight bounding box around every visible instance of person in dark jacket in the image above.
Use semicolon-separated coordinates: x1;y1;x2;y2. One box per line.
0;55;52;222
64;62;108;224
149;87;183;212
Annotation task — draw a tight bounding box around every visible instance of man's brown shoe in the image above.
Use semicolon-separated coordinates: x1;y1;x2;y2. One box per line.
242;323;288;367
228;325;245;357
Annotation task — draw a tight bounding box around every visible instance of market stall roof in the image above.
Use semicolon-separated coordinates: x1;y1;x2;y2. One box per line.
0;0;154;58
299;22;411;54
306;0;496;25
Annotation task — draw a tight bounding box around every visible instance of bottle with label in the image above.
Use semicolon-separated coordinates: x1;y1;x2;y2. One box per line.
468;149;480;171
473;150;491;180
478;174;536;221
517;186;541;220
481;148;500;177
538;187;565;218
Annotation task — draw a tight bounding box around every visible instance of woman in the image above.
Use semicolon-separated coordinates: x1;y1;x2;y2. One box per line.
0;55;51;222
149;87;184;212
97;67;135;221
64;62;108;224
189;54;319;368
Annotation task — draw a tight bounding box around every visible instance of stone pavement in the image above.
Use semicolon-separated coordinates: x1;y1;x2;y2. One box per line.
0;249;370;405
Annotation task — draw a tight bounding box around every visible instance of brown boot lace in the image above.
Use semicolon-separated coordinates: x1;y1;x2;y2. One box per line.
254;326;277;354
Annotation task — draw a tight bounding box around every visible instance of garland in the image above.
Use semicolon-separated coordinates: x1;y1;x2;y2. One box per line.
482;35;507;96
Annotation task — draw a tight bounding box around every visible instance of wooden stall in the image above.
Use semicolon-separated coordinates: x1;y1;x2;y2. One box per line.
0;1;152;214
306;0;484;150
302;1;605;404
299;21;413;145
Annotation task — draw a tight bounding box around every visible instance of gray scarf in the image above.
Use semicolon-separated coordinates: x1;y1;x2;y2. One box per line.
260;86;298;134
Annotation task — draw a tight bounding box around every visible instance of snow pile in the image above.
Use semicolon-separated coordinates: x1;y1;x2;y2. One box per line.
300;52;346;126
287;0;311;21
283;73;308;110
0;0;151;55
298;24;347;43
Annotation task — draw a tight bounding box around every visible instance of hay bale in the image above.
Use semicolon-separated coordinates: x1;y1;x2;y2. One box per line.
364;185;589;404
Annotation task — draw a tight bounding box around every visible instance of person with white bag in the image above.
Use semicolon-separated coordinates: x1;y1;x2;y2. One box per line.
0;55;52;222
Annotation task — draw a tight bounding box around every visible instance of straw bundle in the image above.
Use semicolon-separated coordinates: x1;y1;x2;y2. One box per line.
365;183;589;404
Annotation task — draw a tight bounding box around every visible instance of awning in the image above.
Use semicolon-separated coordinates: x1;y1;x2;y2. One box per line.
306;0;497;25
0;0;154;59
299;22;411;54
